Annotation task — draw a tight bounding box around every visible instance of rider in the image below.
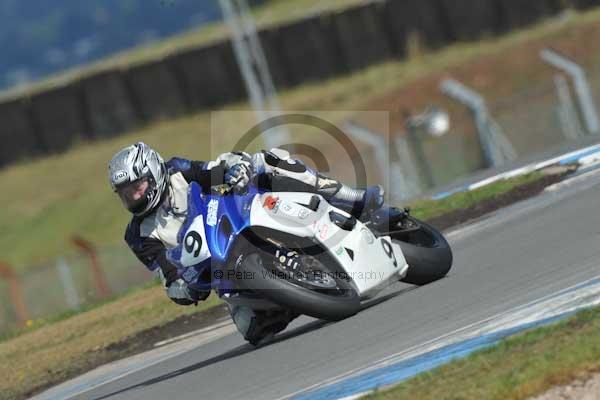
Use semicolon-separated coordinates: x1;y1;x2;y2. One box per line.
108;142;384;345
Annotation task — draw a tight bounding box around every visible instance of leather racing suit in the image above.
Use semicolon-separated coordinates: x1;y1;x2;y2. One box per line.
124;148;381;344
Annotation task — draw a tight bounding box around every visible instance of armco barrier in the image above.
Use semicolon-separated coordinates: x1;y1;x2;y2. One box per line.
438;0;504;40
333;2;392;72
80;70;140;139
383;0;450;56
258;26;295;89
123;60;187;121
275;15;342;85
0;99;41;167
173;42;245;108
572;0;600;10
496;0;564;31
0;0;598;167
30;84;90;154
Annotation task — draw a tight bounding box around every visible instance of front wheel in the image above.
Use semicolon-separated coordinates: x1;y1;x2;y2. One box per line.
389;217;453;285
236;251;360;321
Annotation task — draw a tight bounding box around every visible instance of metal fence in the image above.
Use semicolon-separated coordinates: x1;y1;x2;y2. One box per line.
391;56;600;198
491;82;569;155
0;244;154;333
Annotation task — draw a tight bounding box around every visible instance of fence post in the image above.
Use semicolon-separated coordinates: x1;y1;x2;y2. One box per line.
56;258;81;310
540;48;600;135
71;236;110;299
440;78;517;168
0;262;29;327
343;121;418;202
554;74;584;141
219;0;290;149
393;135;422;198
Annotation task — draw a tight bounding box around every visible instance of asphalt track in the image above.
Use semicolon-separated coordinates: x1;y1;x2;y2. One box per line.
44;169;600;400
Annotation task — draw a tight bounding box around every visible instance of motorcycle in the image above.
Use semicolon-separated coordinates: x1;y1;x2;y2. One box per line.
169;181;453;321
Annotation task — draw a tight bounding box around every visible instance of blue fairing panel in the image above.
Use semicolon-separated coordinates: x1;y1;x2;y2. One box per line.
202;188;256;264
175;182;259;292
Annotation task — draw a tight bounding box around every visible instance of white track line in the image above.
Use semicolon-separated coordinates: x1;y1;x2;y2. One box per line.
279;273;600;400
31;320;237;400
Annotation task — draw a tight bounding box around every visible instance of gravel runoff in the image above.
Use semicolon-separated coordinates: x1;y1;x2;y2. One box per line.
530;374;600;400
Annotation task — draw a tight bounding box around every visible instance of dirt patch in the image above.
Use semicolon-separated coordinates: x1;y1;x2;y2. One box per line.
530;372;600;400
102;303;230;355
425;171;569;231
21;304;230;400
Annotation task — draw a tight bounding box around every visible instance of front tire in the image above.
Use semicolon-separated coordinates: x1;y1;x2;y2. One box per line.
390;217;453;285
236;252;360;321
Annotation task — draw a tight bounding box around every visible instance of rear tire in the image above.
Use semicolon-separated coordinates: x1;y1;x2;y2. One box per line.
390;217;453;285
236;252;360;321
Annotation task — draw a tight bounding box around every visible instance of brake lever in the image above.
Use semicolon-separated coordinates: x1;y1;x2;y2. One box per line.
211;184;233;196
211;178;250;196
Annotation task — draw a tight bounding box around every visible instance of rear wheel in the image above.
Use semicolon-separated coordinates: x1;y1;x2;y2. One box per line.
389;217;453;285
236;250;360;321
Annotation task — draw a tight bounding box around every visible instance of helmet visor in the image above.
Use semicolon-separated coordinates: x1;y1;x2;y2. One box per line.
116;177;155;214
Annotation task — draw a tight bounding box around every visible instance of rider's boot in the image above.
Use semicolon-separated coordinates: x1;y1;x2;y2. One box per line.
230;305;298;346
324;180;385;221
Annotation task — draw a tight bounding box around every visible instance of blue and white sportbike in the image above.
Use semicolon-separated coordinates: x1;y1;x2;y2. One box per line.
170;181;453;321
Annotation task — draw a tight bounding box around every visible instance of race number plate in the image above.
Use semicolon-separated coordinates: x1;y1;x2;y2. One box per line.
180;215;211;267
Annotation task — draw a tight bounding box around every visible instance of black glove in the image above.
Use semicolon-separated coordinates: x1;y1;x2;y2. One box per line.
224;162;252;191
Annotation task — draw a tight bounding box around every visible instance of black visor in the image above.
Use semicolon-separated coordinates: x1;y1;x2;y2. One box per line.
116;177;156;214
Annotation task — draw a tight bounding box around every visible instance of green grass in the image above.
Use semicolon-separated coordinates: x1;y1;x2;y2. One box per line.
0;279;161;343
0;284;223;400
363;306;600;400
2;7;600;271
409;172;544;221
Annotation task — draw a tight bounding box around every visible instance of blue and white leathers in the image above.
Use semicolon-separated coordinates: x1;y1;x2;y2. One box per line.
168;181;410;308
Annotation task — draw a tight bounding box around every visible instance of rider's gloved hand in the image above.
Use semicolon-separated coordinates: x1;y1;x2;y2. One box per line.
225;162;252;191
166;278;193;300
166;278;210;306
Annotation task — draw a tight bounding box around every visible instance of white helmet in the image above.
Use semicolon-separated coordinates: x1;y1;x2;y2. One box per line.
108;142;168;217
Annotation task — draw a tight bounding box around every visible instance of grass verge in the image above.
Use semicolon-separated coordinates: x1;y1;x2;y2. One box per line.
0;169;565;400
363;305;600;400
0;284;222;400
409;172;544;221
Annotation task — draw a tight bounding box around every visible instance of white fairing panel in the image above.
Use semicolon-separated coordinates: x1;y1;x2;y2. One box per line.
250;192;409;297
180;215;211;267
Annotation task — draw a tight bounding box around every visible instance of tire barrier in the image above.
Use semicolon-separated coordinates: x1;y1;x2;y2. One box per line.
0;0;596;167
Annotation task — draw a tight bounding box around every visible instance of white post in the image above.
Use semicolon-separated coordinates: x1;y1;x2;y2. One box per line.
554;74;583;140
441;79;516;167
219;0;290;149
343;121;417;202
394;136;423;197
56;258;80;310
541;49;600;135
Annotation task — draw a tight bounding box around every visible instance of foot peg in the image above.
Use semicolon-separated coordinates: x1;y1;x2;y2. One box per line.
369;206;409;231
